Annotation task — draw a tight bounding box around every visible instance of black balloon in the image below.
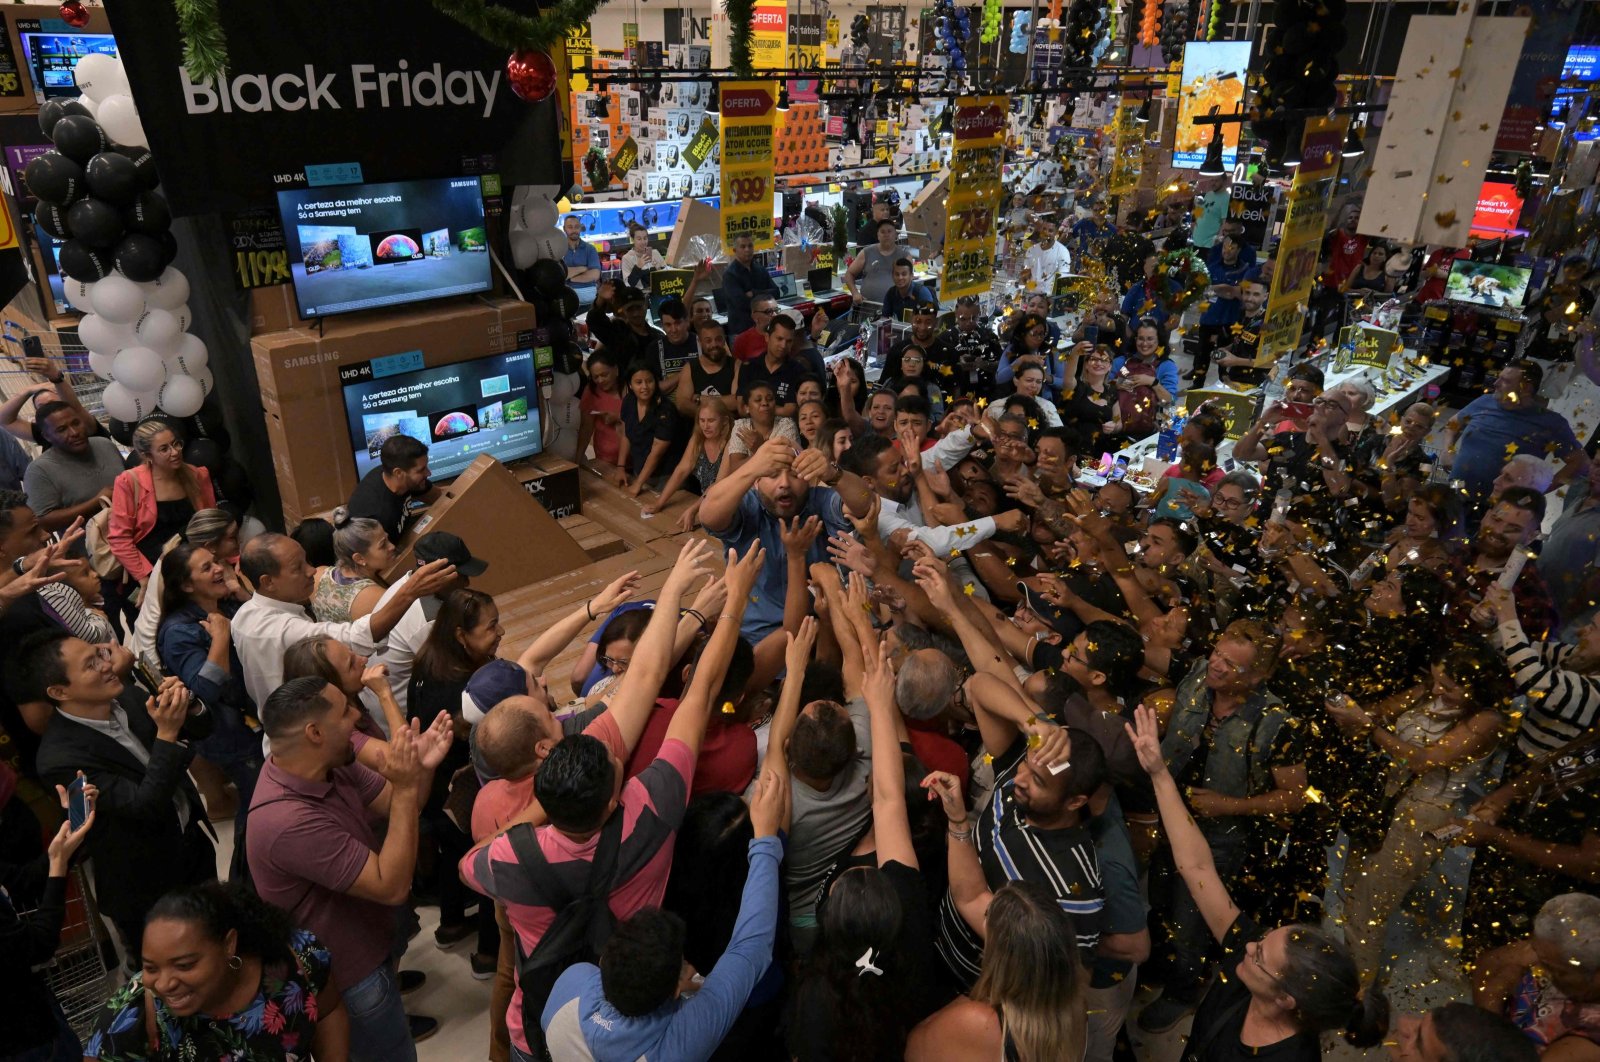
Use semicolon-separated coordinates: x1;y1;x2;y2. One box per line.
117;146;160;189
183;437;225;477
122;191;171;236
51;115;108;164
37;98;91;138
57;240;112;282
192;403;232;451
113;232;164;281
66;197;124;247
33;203;69;240
84;151;141;204
107;416;135;446
157;230;178;269
218;461;254;518
529;258;567;298
23;152;84;207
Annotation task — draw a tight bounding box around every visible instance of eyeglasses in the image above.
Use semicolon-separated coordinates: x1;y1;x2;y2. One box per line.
1213;494;1248;510
1027;328;1047;337
754;307;776;316
598;654;631;673
1247;939;1287;985
1312;397;1350;414
903;355;925;365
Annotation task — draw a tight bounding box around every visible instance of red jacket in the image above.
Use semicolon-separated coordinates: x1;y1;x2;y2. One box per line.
108;463;216;582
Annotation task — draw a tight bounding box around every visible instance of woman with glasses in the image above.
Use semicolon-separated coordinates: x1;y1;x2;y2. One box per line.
1113;319;1180;438
883;344;947;417
996;313;1066;402
1125;704;1390;1059
1059;342;1124;454
108;418;217;593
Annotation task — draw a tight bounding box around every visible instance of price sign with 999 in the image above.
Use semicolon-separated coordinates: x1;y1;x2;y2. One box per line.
727;174;769;207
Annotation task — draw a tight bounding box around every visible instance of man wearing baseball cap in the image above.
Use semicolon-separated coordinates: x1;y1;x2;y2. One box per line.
363;532;488;716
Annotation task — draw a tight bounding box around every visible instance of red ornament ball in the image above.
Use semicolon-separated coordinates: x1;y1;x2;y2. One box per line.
59;0;90;28
506;49;557;103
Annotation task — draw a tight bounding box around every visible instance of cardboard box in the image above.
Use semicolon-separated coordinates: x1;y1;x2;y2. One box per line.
252;296;538;524
666;195;723;265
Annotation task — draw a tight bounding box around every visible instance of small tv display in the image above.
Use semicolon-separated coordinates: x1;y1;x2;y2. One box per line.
341;349;541;481
18;31;118;102
1444;260;1532;309
277;177;491;318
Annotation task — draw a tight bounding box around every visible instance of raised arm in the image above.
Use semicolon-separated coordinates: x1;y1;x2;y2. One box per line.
665;543;763;759
604;540;716;754
760;617;816;784
1126;704;1240;942
0;381;55;441
924;769;990;934
810;563;865;702
516;570;641;678
912;554;1027;695
862;636;917;869
700;436;794;533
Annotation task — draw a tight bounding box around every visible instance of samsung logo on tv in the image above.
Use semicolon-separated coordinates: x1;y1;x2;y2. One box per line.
182;61;503;118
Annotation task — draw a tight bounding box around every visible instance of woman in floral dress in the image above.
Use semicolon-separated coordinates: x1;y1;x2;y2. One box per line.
85;882;347;1061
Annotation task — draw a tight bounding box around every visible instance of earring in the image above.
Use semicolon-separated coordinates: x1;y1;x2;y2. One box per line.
227;954;243;971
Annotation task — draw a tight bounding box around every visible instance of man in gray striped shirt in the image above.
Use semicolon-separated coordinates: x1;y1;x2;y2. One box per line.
1486;585;1600;763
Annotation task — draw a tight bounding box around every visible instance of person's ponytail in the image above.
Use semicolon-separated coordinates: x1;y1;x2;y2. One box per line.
1344;985;1391;1048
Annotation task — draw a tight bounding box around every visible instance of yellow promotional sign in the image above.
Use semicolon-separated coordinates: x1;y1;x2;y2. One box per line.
1257;116;1349;364
753;0;788;69
825;16;840;45
1107;99;1142;196
566;25;592;92
941;96;1006;299
719;81;778;251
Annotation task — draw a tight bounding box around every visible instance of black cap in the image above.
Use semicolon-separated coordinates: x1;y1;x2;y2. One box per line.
1016;581;1075;636
415;531;488;576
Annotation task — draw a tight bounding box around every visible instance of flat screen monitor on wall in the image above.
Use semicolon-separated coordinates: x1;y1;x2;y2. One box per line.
341;349;541;481
276;177;491;319
17;31;118;101
1444;259;1532;310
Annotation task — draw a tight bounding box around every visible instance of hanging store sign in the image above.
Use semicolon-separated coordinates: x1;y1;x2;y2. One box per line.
102;0;564;215
941;95;1005;299
1257;116;1347;365
719;81;778;250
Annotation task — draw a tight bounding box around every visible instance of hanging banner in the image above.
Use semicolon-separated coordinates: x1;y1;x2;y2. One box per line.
1494;0;1583;153
719;80;778;250
101;0;566;215
1107;100;1142;196
754;0;789;69
567;25;593;92
1256;116;1348;365
789;13;824;102
941;95;1005;299
1173;41;1250;169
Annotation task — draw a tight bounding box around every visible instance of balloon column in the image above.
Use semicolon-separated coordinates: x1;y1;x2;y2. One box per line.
1009;10;1032;54
24;55;212;423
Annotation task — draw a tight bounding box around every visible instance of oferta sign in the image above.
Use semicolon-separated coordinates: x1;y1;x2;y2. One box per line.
718;82;777;250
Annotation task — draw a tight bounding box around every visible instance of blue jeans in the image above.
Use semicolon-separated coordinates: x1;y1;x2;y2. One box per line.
344;963;416;1062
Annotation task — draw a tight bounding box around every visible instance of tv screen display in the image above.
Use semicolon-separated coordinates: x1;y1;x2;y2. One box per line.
1444;260;1532;309
276;177;491;318
341;349;540;481
18;31;118;101
1563;44;1599;82
1470;181;1526;238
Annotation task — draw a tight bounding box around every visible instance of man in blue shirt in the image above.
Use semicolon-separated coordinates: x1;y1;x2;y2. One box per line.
719;234;779;340
1187;234;1254;384
541;778;787;1061
1445;360;1589;512
562;215;602;307
880;259;935;321
698;436;873;641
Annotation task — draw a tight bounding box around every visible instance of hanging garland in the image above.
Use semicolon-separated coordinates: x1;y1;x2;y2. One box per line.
726;0;756;77
1152;247;1211;315
172;0;229;83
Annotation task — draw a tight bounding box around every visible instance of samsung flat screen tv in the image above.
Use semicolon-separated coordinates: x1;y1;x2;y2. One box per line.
17;30;117;101
1444;260;1532;309
276;177;491;319
341;349;540;481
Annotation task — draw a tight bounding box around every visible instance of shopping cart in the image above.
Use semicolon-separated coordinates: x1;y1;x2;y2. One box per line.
33;864;120;1039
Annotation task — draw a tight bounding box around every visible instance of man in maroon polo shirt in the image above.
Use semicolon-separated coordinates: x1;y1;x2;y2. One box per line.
247;675;455;1062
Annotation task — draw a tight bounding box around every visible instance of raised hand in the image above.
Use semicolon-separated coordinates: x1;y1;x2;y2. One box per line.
1003;472;1045;509
149;680;191;742
920;770;966;823
826;532;877;578
380;721;424;791
843;570;872;621
780;515;823;558
198;611;231;646
791;446;835;486
725;542;767;601
592;570;643;614
924;457;954;499
845;492;881;538
786;616;818;675
48;775;97;872
749;435;798;478
862;635;895;708
360;663;390;691
1124;703;1168;778
415;710;457;770
748;766;791;837
408;558;460;599
663;539;715;598
912;557;956;610
1026;719;1071;772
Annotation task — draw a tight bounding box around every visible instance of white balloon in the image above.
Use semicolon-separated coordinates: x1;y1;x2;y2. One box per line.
157;374;206;417
101;381;158;423
77;313;135;356
167;333;208;376
77;95;99;119
64;277;96;311
73;53;124;103
188;366;215;398
111;345;167;393
171;304;192;333
87;350;117;381
141;268;190;311
91;274;146;324
95;93;146;150
133;308;181;352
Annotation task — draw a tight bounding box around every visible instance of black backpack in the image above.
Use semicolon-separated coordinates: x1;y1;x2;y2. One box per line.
509;810;626;1060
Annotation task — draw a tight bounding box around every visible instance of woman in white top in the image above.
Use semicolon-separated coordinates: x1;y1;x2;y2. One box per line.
620;221;667;287
1326;640;1510;986
724;380;801;475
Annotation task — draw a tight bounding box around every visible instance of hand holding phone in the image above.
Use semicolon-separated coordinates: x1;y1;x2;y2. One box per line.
67;774;88;831
1084;324;1100;345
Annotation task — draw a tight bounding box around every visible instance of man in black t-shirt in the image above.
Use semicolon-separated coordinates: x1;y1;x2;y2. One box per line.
1215;271;1270;388
652;298;700;400
347;434;439;543
739;315;807;416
